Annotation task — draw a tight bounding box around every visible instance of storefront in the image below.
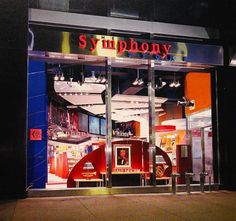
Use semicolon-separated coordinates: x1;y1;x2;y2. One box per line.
27;24;223;193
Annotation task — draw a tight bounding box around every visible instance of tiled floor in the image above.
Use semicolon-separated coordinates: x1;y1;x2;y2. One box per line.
1;191;236;221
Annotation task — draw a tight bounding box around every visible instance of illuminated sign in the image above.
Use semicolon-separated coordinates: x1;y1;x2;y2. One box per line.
29;26;224;65
78;35;171;59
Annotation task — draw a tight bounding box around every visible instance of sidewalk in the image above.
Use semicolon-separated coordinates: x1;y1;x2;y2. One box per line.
1;191;236;221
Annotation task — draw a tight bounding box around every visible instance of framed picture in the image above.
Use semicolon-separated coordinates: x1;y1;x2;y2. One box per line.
114;144;131;168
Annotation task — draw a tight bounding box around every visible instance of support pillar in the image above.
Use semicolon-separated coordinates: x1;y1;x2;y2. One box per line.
105;57;112;188
148;60;156;186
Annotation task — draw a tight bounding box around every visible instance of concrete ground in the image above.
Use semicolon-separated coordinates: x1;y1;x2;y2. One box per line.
0;191;236;221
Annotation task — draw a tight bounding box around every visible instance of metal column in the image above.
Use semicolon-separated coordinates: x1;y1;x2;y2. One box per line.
200;127;205;172
105;57;112;188
148;60;156;186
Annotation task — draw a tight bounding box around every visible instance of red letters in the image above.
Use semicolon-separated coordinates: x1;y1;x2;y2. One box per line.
150;43;161;54
102;39;115;49
129;38;138;52
140;42;149;53
78;34;172;59
79;35;87;49
161;44;171;58
90;38;100;52
118;40;127;55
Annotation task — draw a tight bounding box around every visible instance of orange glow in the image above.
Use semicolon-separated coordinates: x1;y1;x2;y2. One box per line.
185;72;211;115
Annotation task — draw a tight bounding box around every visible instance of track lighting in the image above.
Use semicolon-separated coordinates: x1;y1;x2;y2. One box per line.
169;73;181;88
67;77;73;87
132;69;144;86
169;81;175;88
54;64;65;81
54;74;59;81
132;78;139;86
155;77;166;89
175;81;181;87
59;73;65;81
137;78;144;86
100;76;107;84
93;72;107;84
95;76;101;83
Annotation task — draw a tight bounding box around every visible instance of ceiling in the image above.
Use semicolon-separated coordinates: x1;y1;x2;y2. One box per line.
45;53;209;122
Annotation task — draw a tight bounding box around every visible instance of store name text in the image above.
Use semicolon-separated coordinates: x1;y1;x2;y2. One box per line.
79;35;171;58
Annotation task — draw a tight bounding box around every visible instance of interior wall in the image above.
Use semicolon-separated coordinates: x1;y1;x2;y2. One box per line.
159;103;183;124
185;72;211;115
0;0;28;198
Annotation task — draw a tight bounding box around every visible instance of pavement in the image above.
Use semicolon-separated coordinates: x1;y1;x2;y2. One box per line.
0;191;236;221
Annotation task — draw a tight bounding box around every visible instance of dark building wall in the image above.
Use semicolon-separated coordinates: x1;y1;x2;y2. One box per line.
217;66;236;190
0;0;28;198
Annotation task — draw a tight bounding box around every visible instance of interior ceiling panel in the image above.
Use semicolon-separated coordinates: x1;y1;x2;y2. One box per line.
54;81;105;93
113;108;164;116
112;94;167;104
111;102;161;109
61;94;104;105
77;93;166;121
111;111;166;123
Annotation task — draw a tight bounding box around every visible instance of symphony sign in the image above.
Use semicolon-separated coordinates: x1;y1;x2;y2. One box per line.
78;35;172;59
29;26;224;65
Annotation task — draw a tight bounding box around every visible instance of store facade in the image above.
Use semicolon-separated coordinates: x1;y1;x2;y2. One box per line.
1;1;236;198
26;21;223;192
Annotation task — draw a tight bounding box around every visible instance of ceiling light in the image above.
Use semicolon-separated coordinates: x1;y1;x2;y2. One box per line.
95;76;101;83
137;78;144;86
161;81;166;87
59;73;65;81
132;69;143;86
54;74;59;81
100;76;107;84
169;82;175;87
132;78;139;85
175;81;181;87
169;73;180;88
156;77;166;89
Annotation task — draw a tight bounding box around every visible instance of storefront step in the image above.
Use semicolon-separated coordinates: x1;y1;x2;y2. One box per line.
27;184;220;198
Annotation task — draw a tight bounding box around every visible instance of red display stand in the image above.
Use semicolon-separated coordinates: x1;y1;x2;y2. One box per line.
176;144;192;184
67;140;172;188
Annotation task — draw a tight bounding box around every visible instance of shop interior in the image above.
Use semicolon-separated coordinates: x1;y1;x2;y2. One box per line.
28;54;214;189
28;56;212;189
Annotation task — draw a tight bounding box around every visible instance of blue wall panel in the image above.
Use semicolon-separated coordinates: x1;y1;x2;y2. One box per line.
27;60;48;189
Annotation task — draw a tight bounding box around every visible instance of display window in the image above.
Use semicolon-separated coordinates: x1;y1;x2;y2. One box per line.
27;27;219;191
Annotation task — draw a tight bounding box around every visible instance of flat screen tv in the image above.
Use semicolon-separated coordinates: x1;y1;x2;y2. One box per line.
89;116;100;134
78;112;88;132
100;118;106;135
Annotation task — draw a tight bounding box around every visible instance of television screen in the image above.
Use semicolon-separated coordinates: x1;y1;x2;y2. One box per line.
78;112;88;132
89;116;100;134
100;118;106;135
